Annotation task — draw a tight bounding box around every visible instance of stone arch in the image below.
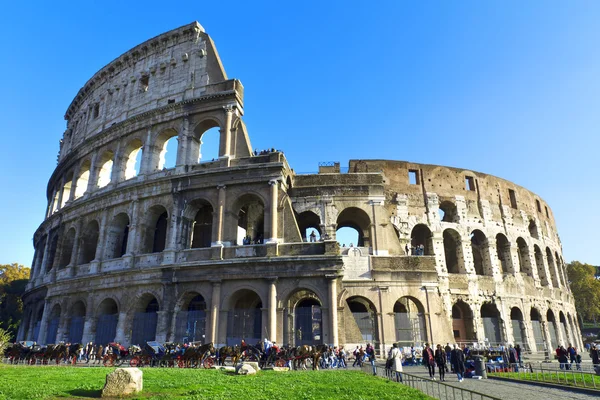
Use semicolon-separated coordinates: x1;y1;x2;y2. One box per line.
559;311;570;345
555;251;567;287
187;199;214;249
225;289;263;345
295;211;321;242
285;288;323;346
481;302;502;344
567;313;577;346
95;298;119;345
510;307;527;349
33;306;44;342
46;304;61;344
74;159;91;199
546;309;559;349
60;171;74;208
58;228;76;269
452;300;475;342
495;233;512;274
232;193;265;245
443;228;464;273
410;224;434;255
105;213;130;259
546;248;559;287
516;237;532;276
191;118;222;163
470;230;491;276
78;220;99;264
152;128;179;171
530;307;545;352
68;301;86;343
141;205;169;254
345;296;379;345
96;151;114;189
174;292;207;343
130;293;160;345
534;245;549;286
394;296;426;346
122;138;144;180
528;219;539;239
336;207;371;247
438;200;459;223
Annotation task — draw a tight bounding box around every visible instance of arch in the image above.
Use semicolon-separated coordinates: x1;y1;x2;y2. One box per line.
153;128;179;171
336;207;371;247
95;298;118;345
528;219;539;239
191;118;222;163
546;309;559;349
174;292;207;343
290;290;323;346
495;233;512;274
131;294;159;345
33;306;44;342
534;245;549;286
58;228;76;269
68;301;86;343
346;296;379;345
410;224;433;255
46;304;61;344
74;160;91;199
546;248;559;287
516;237;532;276
123;139;143;180
46;234;59;272
555;251;567;287
559;311;570;345
438;200;459;223
470;230;490;276
78;220;99;264
510;307;527;349
530;307;545;352
234;194;265;245
295;211;321;242
226;289;263;345
394;296;426;346
452;300;475;342
96;151;114;189
60;171;74;208
480;303;502;344
141;205;168;254
443;229;464;273
105;213;130;259
189;200;214;249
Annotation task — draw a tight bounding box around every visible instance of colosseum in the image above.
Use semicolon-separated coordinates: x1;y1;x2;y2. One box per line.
19;22;581;356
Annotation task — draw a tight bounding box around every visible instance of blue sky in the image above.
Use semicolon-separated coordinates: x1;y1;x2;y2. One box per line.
0;1;598;266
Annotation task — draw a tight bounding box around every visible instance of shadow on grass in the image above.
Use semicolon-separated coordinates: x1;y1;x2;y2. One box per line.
67;389;102;398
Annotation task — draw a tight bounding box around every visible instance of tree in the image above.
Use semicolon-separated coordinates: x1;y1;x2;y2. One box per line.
0;327;11;354
566;261;600;322
0;263;30;341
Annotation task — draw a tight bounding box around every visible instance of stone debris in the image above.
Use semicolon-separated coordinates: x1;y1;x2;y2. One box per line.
101;368;143;397
236;363;257;375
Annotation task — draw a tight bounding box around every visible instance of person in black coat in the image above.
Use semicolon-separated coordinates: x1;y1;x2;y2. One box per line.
422;343;436;379
434;344;447;381
451;344;466;382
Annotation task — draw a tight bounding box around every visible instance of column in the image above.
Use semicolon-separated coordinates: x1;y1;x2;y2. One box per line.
69;220;83;267
176;116;189;166
540;316;552;358
57;316;70;342
114;312;128;344
212;185;226;246
93;211;108;262
68;164;81;202
155;311;169;343
268;278;277;342
327;275;339;347
81;316;96;344
266;180;279;244
125;200;139;256
220;105;234;158
86;154;98;194
209;281;221;344
36;301;50;344
39;233;53;277
55;177;65;210
26;309;36;340
109;141;122;185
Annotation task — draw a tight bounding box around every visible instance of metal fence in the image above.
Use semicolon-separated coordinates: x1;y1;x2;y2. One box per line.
491;362;600;391
362;364;501;400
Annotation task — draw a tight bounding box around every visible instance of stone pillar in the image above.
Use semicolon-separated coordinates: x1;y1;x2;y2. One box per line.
36;301;50;345
155;311;169;343
68;164;81;202
39;234;53;277
56;177;65;210
86;154;99;194
212;185;226;246
209;281;221;344
16;314;26;341
57;313;70;342
327;275;339;347
81;316;96;344
109;141;122;185
221;105;234;158
540;316;552;356
266;180;279;244
268;278;277;342
177;116;189;166
25;308;36;341
125;200;139;256
70;221;83;267
91;211;108;273
114;312;128;344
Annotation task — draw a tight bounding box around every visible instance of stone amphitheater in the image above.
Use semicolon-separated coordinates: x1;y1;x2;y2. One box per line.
18;22;581;355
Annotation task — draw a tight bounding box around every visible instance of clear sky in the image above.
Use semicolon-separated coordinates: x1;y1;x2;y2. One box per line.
0;1;598;266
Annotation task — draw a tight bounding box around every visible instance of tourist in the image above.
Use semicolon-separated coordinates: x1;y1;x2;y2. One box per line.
366;343;376;375
405;243;410;255
515;344;522;365
435;344;447;381
423;343;436;379
410;346;417;365
309;231;316;242
451;344;466;382
568;344;577;367
388;343;403;382
591;344;599;366
558;345;569;369
508;344;519;372
444;343;452;371
338;346;347;368
352;346;361;367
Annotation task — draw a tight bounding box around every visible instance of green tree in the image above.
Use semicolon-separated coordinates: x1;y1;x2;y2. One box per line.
0;263;30;341
566;261;600;322
0;327;11;353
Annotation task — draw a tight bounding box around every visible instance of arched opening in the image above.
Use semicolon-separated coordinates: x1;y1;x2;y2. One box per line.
528;220;539;239
481;303;502;344
294;298;322;346
68;301;86;344
567;314;577;346
510;307;527;349
192;120;221;163
530;308;545;352
555;251;566;287
154;129;178;170
452;301;475;342
131;295;159;345
226;289;262;345
546;248;559;287
547;310;559;349
235;195;264;245
495;233;512;274
394;297;426;346
141;206;168;254
346;296;379;345
78;220;99;264
295;211;321;242
46;304;61;344
105;213;130;259
123;139;143;180
410;224;433;255
95;299;118;345
470;230;490;275
516;237;532;276
175;293;206;343
438;201;459;223
60;172;73;208
336;207;371;247
74;160;91;199
51;190;60;214
33;307;44;342
58;228;76;269
97;151;114;189
443;229;463;273
46;234;59;272
559;312;570;345
534;245;548;286
190;201;213;249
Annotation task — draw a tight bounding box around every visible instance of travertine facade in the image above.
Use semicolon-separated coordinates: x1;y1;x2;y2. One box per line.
19;22;581;354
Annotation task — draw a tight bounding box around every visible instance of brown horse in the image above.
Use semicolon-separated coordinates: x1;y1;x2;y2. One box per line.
292;344;328;370
181;342;215;367
218;345;240;366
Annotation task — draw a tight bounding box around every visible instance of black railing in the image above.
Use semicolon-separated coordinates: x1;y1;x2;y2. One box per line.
490;362;600;390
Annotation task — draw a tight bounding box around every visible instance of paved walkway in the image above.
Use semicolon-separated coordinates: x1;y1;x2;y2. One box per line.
402;365;597;400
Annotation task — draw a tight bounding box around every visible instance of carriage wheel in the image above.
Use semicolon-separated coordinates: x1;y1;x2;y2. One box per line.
42;358;49;365
130;356;140;367
204;357;214;369
71;356;77;366
104;356;115;367
29;356;36;365
177;359;185;368
115;358;124;367
275;358;286;368
55;356;61;365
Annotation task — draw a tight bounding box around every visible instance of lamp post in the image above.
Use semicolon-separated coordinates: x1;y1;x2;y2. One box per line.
421;285;435;345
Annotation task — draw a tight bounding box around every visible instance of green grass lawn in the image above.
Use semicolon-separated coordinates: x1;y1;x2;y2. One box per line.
0;365;432;400
490;370;600;390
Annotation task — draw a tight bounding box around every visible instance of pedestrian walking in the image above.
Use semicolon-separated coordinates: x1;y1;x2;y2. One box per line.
423;343;436;379
388;343;404;382
451;344;466;382
435;344;447;381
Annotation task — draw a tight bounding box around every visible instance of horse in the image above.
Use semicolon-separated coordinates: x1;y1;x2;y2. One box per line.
218;345;241;366
291;344;328;370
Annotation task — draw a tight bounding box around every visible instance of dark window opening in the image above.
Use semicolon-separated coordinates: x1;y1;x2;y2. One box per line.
545;206;549;218
508;189;517;209
536;199;541;212
140;75;149;92
92;103;100;119
465;176;475;191
409;170;419;185
168;99;175;104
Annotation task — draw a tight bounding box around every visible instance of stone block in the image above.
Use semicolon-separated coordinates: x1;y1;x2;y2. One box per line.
102;368;143;397
273;367;290;372
236;363;257;375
